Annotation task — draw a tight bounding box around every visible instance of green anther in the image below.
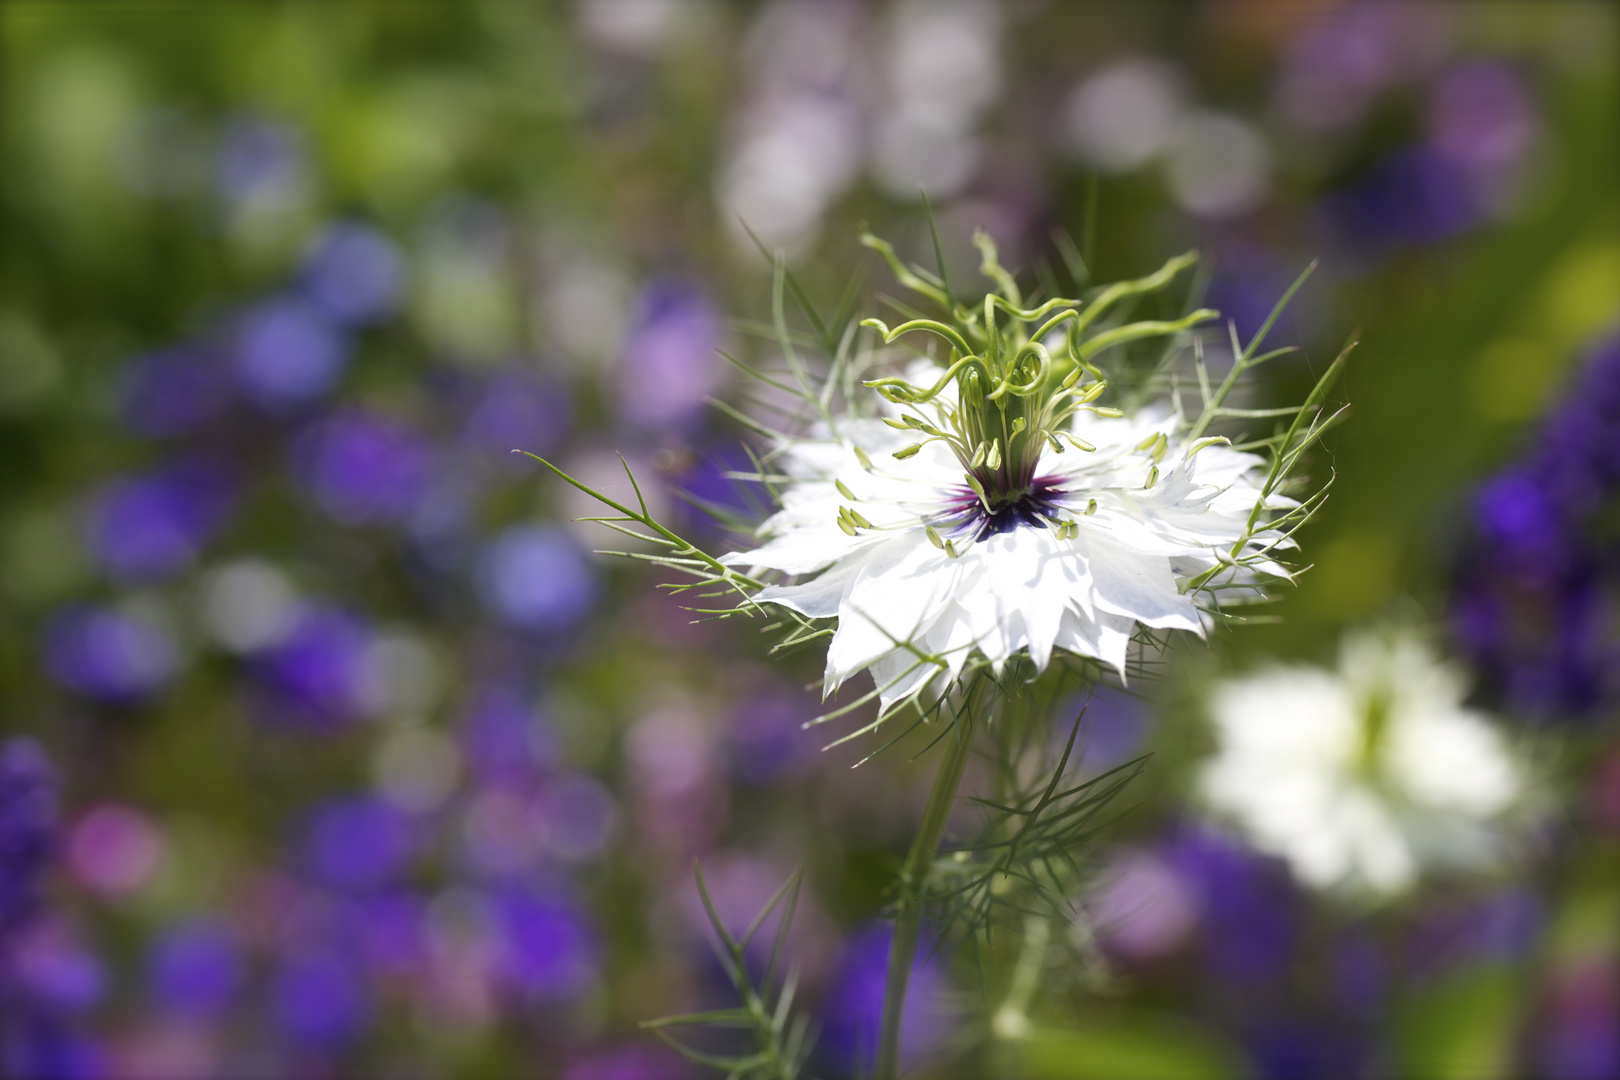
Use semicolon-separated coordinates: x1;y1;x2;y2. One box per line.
854;446;875;471
986;439;1002;470
1010;417;1026;436
882;416;910;430
835;478;856;500
893;443;924;460
1069;436;1096;452
1093;407;1124;417
1136;433;1160;451
970;442;987;468
903;415;925;429
1150;433;1168;463
1144;465;1159;488
1060;368;1081;390
925;524;945;549
1077;381;1107;403
837;516;857;536
945;539;960;559
1046;433;1065;453
1085;499;1098;515
850;509;874;529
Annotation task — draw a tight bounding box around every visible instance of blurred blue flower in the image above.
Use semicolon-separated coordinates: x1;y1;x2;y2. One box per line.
43;605;180;703
270;949;371;1050
464;370;572;467
293;410;434;525
476;525;595;633
1453;327;1620;718
115;347;232;438
492;889;598;999
84;459;234;583
234;297;351;410
819;923;950;1074
303;796;417;892
145;918;242;1020
301;220;406;326
0;738;56;936
252;604;371;727
617;283;722;430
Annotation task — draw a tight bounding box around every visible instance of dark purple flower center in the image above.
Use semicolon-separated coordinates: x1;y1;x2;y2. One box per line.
940;475;1068;542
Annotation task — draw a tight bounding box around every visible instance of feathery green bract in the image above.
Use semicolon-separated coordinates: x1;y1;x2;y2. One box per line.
640;864;817;1080
912;663;1146;956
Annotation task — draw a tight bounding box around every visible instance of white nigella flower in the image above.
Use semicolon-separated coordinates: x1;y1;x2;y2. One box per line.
722;240;1296;713
1200;629;1525;896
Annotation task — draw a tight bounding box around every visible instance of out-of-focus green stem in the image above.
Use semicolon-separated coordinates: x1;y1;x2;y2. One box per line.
875;708;977;1080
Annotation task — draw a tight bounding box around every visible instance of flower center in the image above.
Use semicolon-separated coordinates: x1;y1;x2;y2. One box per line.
941;475;1068;541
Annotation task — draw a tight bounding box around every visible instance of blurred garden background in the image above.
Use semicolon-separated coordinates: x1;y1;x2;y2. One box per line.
2;2;1618;1077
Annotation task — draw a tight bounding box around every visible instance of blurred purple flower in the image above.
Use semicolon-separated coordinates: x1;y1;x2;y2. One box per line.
43;605;179;703
115;347;231;438
0;738;56;936
234;297;351;410
1164;824;1296;982
476;525;595;633
145;918;242;1020
1317;146;1479;260
491;890;598;999
1091;848;1198;962
271;950;371;1049
1429;61;1537;176
1332;929;1386;1017
354;890;427;977
820;923;951;1073
730;690;813;785
8;926;105;1014
0;1017;104;1080
1539;960;1619;1080
567;1046;691;1080
1066;684;1151;776
539;774;617;862
460;683;555;786
293;410;434;525
303;796;417;892
84;459;234;583
215;115;306;209
617;283;722;430
464;370;572;467
301;220;406;325
252;605;371;727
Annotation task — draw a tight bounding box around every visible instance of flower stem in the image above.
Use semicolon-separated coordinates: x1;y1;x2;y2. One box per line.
876;708;977;1079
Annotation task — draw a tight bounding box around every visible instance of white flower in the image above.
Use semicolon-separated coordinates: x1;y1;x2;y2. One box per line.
723;364;1291;711
1200;629;1525;896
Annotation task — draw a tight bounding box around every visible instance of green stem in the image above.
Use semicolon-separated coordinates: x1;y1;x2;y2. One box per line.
876;707;977;1079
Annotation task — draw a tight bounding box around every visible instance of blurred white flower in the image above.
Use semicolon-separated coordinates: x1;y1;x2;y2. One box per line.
1164;111;1272;220
1201;628;1525;897
1062;57;1187;172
